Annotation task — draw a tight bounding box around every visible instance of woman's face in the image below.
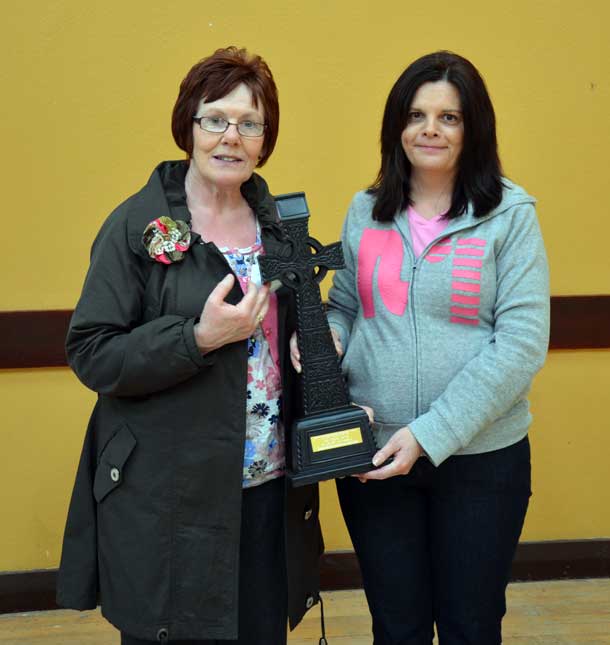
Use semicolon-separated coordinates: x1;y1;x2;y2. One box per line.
190;83;265;192
401;81;464;179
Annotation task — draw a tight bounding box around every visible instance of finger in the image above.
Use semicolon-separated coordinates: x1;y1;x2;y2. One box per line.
359;460;398;480
239;279;259;308
289;332;300;360
330;328;343;357
252;296;269;327
353;404;374;424
253;285;270;320
371;442;396;468
290;352;302;373
289;334;301;372
290;350;303;374
256;301;270;327
208;274;235;305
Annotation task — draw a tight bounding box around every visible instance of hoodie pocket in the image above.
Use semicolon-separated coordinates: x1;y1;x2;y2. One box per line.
93;425;136;503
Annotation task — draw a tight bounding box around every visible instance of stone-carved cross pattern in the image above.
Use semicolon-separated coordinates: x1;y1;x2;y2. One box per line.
259;194;350;417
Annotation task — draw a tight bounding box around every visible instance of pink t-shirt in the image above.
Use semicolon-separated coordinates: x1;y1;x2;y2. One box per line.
407;205;450;258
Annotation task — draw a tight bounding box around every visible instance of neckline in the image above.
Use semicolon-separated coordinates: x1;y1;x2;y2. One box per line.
408;204;447;223
209;219;262;254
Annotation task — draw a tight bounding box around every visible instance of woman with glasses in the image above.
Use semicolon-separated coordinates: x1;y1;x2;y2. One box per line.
324;51;549;644
57;47;323;645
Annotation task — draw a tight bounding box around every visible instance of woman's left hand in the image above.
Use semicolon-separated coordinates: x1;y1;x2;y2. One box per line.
354;425;424;481
289;327;343;373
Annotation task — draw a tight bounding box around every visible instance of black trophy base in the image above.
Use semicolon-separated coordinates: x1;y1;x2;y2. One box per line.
289;405;377;487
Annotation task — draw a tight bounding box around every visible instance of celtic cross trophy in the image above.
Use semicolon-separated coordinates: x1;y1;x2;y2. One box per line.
259;192;378;486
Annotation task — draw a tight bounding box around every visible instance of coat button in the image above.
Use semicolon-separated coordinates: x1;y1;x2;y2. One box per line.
305;594;315;609
156;627;168;641
110;467;120;483
304;508;313;521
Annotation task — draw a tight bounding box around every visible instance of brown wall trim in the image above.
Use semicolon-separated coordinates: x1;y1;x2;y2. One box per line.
549;296;610;350
1;540;608;614
1;296;609;369
321;539;610;591
0;310;72;369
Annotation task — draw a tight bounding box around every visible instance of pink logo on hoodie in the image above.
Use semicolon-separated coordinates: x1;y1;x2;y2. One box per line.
450;238;487;325
358;229;409;317
356;230;488;325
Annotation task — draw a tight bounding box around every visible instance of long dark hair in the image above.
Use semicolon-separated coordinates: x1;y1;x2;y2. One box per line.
369;51;503;221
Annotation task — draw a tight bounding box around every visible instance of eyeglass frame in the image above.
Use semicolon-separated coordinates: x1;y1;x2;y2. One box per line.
192;115;267;138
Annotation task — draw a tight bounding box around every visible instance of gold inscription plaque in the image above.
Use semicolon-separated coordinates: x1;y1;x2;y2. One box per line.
310;427;363;453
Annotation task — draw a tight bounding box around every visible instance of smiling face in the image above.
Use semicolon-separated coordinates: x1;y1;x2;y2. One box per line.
190;83;265;192
401;80;464;181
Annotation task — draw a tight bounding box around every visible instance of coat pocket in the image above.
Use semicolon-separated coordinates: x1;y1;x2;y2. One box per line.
93;425;136;503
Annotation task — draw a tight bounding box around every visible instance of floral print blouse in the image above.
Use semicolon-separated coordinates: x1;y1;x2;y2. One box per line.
219;225;286;488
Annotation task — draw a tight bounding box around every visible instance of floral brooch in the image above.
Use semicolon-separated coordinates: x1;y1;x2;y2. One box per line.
142;216;191;264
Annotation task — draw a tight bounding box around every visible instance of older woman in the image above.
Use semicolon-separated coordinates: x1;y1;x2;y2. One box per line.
325;52;550;644
57;47;323;645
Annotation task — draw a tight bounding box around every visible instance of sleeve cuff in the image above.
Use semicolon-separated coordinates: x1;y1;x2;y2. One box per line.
182;318;217;368
409;411;463;466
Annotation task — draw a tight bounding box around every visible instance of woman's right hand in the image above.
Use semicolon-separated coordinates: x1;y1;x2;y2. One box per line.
290;327;343;373
194;274;269;354
355;425;423;482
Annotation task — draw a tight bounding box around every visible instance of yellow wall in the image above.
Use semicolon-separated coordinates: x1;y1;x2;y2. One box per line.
1;0;609;569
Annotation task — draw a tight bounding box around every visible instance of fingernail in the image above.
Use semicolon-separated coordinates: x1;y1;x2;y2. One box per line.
372;456;380;467
296;365;302;374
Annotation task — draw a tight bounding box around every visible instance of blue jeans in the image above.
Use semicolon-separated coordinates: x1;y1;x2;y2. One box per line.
336;437;531;645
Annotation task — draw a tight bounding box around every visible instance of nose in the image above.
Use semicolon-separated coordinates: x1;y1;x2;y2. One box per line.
221;123;241;143
422;116;439;138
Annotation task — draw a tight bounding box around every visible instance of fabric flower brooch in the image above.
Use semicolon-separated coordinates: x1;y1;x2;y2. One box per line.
142;216;191;264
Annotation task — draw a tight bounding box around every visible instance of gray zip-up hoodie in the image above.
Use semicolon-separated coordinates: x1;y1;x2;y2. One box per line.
327;180;550;466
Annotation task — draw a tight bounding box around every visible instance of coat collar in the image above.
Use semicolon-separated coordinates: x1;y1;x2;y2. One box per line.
126;160;280;260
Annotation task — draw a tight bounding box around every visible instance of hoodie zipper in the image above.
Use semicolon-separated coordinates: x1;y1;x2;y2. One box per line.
406;217;487;420
409;260;420;419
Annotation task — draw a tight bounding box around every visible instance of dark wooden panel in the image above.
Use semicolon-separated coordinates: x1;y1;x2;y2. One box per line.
320;539;610;591
2;540;609;614
510;538;610;581
549;295;610;350
0;310;72;368
0;570;59;614
0;296;609;369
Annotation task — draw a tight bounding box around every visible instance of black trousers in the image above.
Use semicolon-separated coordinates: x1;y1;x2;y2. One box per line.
121;476;288;645
336;437;531;645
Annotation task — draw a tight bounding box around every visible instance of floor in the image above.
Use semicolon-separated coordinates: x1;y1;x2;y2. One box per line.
1;579;609;644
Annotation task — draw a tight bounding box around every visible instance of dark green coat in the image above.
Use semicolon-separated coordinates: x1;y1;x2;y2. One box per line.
56;161;323;641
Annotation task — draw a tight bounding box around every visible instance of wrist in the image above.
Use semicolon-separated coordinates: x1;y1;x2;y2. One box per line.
193;321;214;355
407;425;428;459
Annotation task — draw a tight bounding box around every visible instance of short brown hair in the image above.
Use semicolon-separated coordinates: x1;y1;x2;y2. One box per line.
172;47;279;167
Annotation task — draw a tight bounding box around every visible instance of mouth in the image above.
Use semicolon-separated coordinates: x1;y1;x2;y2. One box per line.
416;145;447;150
212;154;243;163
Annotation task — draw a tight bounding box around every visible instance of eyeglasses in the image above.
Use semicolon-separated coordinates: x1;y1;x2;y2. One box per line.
192;115;266;138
